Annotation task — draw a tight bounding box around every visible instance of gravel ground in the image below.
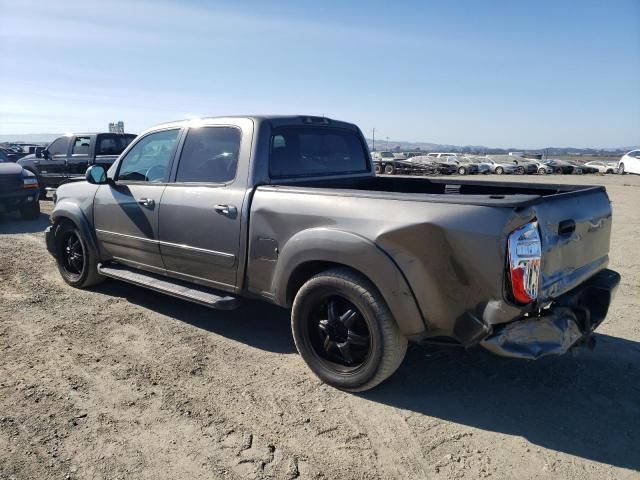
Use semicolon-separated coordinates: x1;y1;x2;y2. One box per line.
1;174;639;480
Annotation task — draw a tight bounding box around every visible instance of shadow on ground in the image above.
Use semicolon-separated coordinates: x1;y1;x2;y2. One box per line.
94;280;296;354
94;279;639;471
0;211;49;234
366;334;640;471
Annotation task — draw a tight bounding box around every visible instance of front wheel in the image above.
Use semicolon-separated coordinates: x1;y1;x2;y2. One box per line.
383;164;395;175
374;164;381;174
54;221;104;288
495;167;504;175
457;167;466;175
291;268;407;392
618;163;625;175
538;167;547;175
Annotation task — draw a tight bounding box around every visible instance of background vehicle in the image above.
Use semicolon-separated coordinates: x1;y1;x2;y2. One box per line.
484;156;519;174
584;162;615;174
618;149;640;175
465;156;492;174
530;160;554;174
409;156;457;175
18;132;136;196
568;161;598;174
544;159;576;174
372;151;397;174
46;115;619;392
0;157;40;219
440;156;479;175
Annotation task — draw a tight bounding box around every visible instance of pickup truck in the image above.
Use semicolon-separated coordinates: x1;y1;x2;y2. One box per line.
45;115;620;391
18;132;136;196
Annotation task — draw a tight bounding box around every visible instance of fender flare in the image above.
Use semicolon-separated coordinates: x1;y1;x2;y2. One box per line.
50;200;99;254
272;228;426;336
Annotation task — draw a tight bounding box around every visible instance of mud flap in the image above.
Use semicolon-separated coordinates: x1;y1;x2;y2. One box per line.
480;307;583;360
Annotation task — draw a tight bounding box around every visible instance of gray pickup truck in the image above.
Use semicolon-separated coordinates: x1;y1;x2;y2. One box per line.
45;115;620;391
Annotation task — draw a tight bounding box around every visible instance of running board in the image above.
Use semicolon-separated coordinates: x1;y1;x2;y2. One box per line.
97;263;240;310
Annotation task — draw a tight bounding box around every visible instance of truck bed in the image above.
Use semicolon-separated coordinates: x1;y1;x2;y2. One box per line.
266;175;605;207
250;175;612;340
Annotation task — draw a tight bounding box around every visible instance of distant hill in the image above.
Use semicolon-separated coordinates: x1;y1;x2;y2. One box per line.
365;138;638;156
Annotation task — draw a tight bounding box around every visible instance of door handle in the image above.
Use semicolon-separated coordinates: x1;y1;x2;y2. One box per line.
214;204;237;217
137;198;155;208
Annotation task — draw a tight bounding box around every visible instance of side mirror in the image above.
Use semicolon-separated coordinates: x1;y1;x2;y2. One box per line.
86;165;108;184
41;149;50;160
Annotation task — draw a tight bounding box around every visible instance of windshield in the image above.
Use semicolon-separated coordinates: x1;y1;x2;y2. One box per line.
270;127;369;178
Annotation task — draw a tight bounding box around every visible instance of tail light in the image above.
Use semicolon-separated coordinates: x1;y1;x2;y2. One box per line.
508;221;541;304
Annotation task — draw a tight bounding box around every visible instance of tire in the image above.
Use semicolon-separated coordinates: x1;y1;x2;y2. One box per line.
516;166;525;175
538;167;546;175
606;169;614;174
555;168;563;174
618;163;625;175
291;268;408;392
54;221;104;288
19;201;40;220
383;164;395;175
495;167;504;175
457;167;466;175
374;165;381;174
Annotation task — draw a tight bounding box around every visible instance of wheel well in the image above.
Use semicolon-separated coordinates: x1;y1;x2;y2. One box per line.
286;261;371;306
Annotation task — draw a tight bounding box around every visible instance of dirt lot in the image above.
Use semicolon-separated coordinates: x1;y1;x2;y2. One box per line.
1;174;639;480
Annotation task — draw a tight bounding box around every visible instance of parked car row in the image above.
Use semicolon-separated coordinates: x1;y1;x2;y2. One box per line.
372;151;627;176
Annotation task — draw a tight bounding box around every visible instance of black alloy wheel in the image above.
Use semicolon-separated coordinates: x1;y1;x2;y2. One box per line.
60;231;84;280
309;296;371;370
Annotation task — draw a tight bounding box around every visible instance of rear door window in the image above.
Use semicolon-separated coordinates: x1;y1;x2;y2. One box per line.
72;136;91;155
175;127;241;183
270;127;368;178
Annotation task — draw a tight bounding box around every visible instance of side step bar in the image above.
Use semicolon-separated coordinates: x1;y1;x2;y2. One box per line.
97;263;240;310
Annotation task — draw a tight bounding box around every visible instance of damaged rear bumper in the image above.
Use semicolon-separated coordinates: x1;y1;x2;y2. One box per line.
480;269;620;360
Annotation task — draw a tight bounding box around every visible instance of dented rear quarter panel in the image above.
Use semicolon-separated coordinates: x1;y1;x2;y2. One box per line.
246;184;613;342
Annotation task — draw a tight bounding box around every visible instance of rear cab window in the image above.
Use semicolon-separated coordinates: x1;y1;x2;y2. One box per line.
269;127;369;178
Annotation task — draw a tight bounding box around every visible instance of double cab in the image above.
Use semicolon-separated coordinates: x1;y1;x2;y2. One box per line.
18;132;136;195
45;116;620;391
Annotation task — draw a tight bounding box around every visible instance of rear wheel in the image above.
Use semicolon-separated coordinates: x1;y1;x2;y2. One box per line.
516;166;525;175
374;164;382;174
457;166;466;175
54;221;104;288
495;167;504;175
538;167;546;175
19;201;40;220
383;164;395;175
291;268;407;392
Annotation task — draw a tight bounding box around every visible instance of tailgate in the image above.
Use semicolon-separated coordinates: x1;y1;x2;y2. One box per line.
533;187;612;301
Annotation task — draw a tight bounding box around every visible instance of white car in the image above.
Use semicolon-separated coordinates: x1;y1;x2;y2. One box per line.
584;161;617;174
618;149;640;175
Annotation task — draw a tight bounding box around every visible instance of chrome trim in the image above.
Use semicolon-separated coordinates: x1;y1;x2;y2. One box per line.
95;229;157;244
158;240;235;260
95;229;235;260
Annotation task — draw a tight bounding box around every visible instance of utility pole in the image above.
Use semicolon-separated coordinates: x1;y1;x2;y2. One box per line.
372;128;375;151
386;136;389;150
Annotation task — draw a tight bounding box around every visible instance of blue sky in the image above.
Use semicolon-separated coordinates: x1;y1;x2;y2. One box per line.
0;0;638;148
